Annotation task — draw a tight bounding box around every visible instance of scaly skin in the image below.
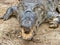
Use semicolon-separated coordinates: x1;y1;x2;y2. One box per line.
0;0;60;40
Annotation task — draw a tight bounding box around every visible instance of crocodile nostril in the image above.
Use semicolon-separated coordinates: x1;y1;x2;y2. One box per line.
25;21;29;24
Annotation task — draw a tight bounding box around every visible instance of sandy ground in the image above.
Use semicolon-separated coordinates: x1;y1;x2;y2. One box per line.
0;0;60;45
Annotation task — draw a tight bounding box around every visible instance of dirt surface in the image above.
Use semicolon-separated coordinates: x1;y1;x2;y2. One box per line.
0;0;60;45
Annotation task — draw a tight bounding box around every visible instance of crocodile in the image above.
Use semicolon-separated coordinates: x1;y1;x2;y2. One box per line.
0;0;60;40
